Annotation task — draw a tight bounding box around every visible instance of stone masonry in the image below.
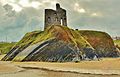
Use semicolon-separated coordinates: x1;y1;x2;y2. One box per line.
44;3;67;30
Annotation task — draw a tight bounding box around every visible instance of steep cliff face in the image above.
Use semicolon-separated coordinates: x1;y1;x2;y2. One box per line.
79;30;119;57
2;25;119;62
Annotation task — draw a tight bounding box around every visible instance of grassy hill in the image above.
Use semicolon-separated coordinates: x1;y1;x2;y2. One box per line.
2;25;120;61
14;25;92;51
0;42;16;54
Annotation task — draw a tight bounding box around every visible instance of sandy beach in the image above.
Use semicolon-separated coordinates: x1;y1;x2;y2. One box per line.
0;58;120;77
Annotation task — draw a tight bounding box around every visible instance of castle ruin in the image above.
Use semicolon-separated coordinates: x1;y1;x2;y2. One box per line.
44;3;67;30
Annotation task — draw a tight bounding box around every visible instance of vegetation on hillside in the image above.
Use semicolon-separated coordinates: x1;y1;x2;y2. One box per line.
14;25;93;50
79;30;118;57
114;40;120;50
2;25;119;61
15;31;43;49
2;25;94;61
79;30;115;48
114;40;120;46
0;42;16;54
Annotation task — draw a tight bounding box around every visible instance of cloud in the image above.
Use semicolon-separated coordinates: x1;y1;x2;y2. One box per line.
0;0;23;12
18;0;42;9
90;12;103;17
9;3;22;12
30;1;42;9
0;0;120;42
1;0;41;12
0;0;58;12
74;3;86;13
18;0;30;7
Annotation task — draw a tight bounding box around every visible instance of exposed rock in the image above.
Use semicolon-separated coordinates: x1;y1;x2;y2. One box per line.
2;25;119;62
79;30;120;57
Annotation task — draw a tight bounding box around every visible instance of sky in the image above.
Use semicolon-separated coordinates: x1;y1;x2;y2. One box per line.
0;0;120;42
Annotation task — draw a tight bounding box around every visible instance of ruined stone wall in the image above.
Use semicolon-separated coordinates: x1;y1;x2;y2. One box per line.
44;3;67;30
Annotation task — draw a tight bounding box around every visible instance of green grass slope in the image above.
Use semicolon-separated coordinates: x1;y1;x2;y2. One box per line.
114;40;120;50
14;25;93;50
2;25;119;61
114;40;120;46
0;42;16;54
14;31;43;49
2;25;94;61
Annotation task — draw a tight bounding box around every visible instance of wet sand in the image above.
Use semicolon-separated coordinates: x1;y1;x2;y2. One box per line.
0;58;120;77
0;61;24;74
0;67;120;77
14;58;120;75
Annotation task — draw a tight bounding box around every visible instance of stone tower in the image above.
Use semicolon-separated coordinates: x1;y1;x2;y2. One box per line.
44;3;67;30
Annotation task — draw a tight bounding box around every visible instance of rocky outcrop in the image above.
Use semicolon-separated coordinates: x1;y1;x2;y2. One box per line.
79;30;119;57
2;25;120;62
